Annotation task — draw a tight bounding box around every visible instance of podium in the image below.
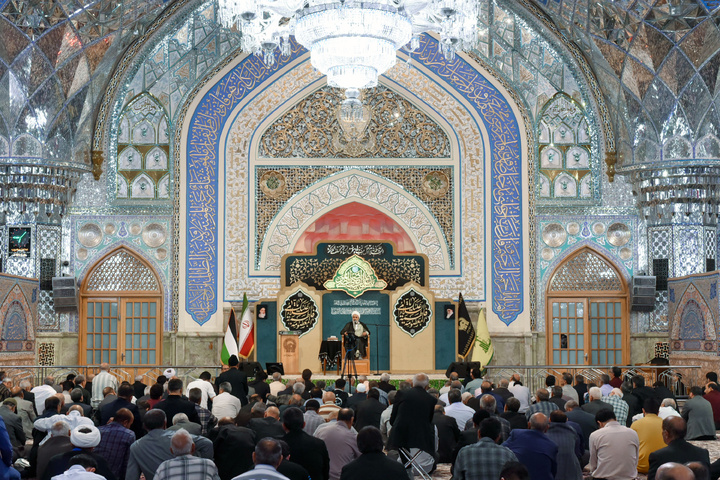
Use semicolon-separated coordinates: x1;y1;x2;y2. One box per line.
279;331;300;375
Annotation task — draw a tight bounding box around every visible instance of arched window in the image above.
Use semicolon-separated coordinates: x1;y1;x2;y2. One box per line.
80;247;162;365
546;247;629;365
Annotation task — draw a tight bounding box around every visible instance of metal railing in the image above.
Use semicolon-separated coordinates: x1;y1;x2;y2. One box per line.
481;365;702;397
0;364;703;397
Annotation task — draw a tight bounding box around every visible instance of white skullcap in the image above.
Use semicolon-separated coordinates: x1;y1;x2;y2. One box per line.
70;425;101;448
356;383;367;393
163;368;176;378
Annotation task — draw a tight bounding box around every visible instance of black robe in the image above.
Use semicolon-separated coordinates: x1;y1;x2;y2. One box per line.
340;321;370;357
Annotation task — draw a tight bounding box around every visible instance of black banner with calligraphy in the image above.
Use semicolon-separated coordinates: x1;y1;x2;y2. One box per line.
393;289;431;337
280;290;318;337
283;242;427;290
457;293;476;358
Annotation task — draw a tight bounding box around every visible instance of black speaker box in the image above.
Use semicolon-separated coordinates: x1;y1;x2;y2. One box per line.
631;275;656;312
266;362;284;375
445;361;482;378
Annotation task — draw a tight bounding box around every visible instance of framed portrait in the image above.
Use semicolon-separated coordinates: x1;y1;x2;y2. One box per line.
256;304;268;320
444;304;455;320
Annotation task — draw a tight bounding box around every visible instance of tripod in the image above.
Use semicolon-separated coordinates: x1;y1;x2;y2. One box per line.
340;333;358;382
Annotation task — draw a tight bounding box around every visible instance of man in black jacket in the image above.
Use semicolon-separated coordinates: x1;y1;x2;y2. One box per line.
153;379;200;427
339;426;408;480
648;416;710;480
433;404;460;463
100;384;143;437
388;373;437;460
354;388;385;431
215;355;248;405
282;407;329;480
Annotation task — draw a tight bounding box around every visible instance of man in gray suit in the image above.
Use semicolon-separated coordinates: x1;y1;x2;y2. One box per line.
0;398;25;452
126;409;213;480
11;387;35;438
682;386;716;440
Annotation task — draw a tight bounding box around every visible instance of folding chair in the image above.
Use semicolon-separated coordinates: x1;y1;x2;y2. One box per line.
399;447;433;480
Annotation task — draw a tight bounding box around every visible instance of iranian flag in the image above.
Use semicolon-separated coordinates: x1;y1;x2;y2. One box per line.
221;308;238;365
238;294;255;358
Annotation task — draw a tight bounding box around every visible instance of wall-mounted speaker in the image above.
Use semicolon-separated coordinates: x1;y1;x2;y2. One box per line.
631;275;656;312
52;276;78;313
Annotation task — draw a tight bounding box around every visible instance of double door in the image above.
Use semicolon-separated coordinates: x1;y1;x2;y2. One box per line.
81;297;162;365
548;297;627;365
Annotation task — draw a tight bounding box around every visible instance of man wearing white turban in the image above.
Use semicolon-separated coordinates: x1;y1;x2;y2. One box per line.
340;311;370;359
41;425;116;480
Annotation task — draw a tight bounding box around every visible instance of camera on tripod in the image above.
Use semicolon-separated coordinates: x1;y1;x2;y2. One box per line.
343;332;358;351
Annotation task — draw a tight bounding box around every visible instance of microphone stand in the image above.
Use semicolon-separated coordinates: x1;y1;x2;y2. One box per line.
362;323;382;374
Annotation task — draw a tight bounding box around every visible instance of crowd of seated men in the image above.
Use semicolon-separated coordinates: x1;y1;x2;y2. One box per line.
1;363;719;480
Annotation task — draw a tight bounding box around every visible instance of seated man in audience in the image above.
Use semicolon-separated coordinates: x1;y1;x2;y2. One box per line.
282;407;329;480
339;426;408;480
50;454;106;480
126;409;213;480
500;397;527;431
432;404;460;464
188;387;217;436
682;386;716;440
600;387;629;426
37;421;72;480
657;398;681;420
656;462;695;480
588;408;638;480
503;413;558;480
525;389;558;421
647;417;710;480
95;408;136;480
231;437;288;480
168;413;202;436
100;384;142;437
454;417;518;480
42;425;116;480
212;383;242;420
631;398;665;475
213;415;256;480
249;406;285;440
314;408;360;480
155;429;219;480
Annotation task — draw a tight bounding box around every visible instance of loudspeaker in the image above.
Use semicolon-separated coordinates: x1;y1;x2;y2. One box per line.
52;276;78;313
631;275;656;312
445;361;482;378
266;362;284;375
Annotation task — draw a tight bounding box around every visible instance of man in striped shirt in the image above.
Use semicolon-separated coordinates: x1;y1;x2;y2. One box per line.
91;364;118;409
154;429;219;480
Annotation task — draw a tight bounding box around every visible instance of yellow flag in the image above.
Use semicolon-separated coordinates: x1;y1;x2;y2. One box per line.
470;307;494;366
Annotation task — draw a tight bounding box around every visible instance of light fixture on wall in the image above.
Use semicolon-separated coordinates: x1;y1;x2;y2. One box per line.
218;0;480;119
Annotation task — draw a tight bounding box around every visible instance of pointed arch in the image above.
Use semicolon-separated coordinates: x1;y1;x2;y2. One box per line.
81;246;162;295
547;246;628;296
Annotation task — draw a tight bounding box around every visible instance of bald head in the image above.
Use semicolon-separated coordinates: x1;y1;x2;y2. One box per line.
265;406;280;420
662;416;687;443
656;463;694;480
170;429;194;456
529;412;549;432
322;391;336;404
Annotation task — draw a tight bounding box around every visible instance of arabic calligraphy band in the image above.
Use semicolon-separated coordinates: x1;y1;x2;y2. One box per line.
340;311;370;359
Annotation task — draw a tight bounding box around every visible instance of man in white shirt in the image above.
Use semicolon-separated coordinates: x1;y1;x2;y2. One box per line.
268;373;285;397
31;377;58;415
444;389;475;430
51;454;107;480
212;382;242;420
186;372;216;410
508;374;531;413
91;363;119;408
589;408;639;480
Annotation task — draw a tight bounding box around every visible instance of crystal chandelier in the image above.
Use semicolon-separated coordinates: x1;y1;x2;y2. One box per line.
218;0;480;118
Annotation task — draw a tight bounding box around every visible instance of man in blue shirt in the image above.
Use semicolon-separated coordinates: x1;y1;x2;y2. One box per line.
503;413;558;480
